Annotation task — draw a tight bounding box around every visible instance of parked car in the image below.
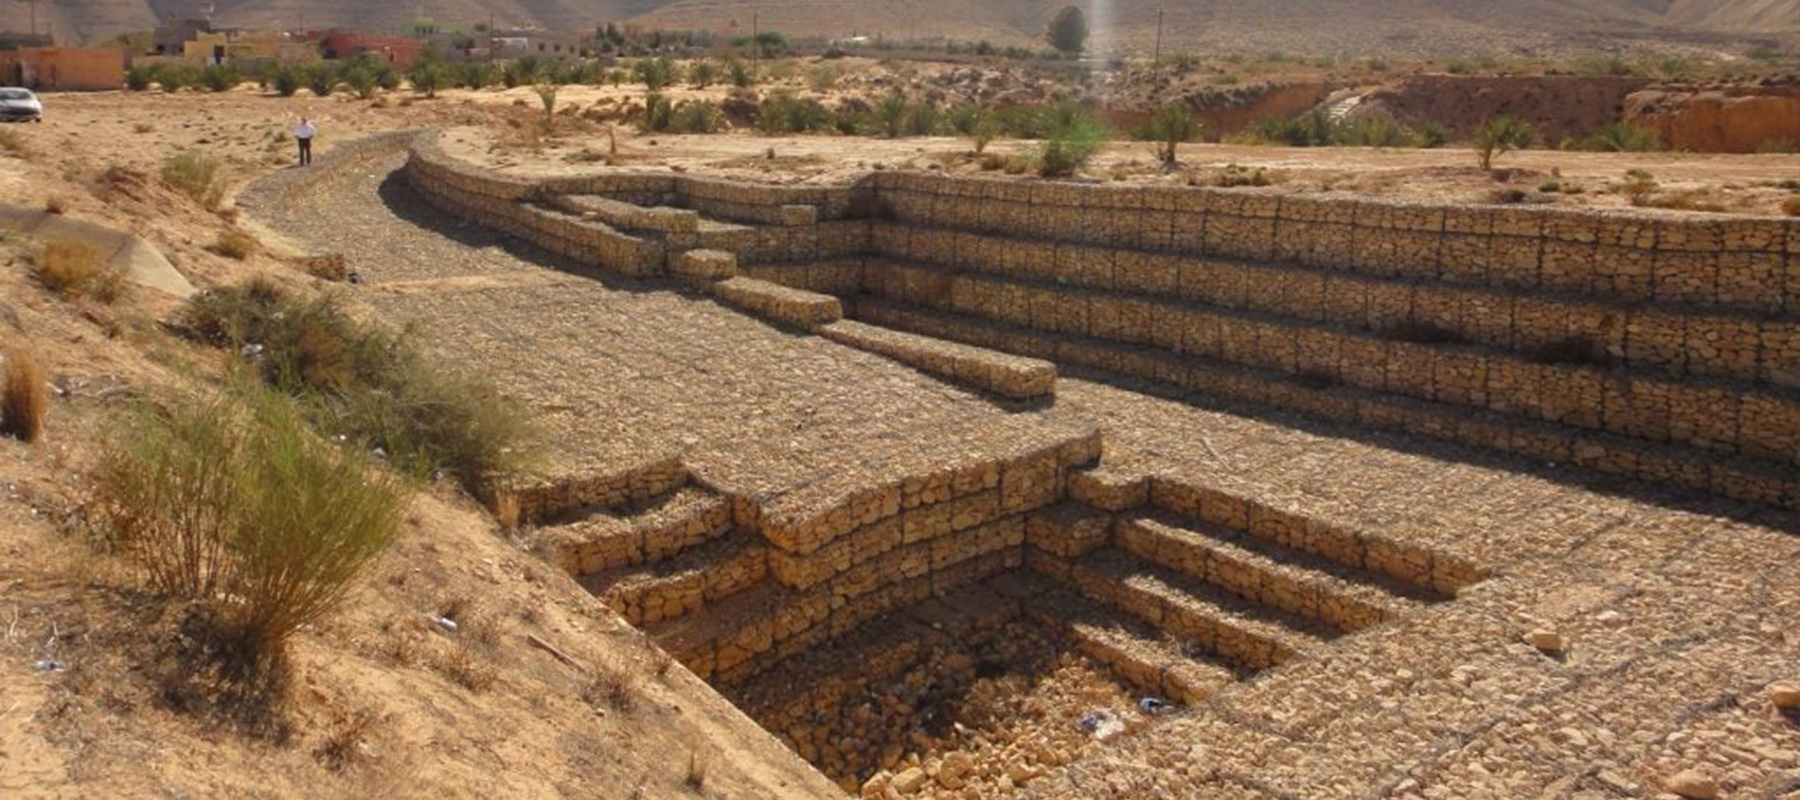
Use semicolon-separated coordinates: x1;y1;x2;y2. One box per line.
0;88;43;122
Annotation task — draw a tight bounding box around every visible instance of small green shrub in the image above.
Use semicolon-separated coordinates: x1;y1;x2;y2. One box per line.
756;92;835;135
200;64;241;93
306;66;336;97
178;281;537;492
1473;115;1535;170
409;61;446;98
1137;104;1200;164
1571;123;1663;153
669;100;723;134
639;93;675;133
342;66;378;100
1032;105;1108;178
873;92;909;138
727;59;755;88
96;383;406;661
126;65;156;91
634;57;680;90
162;150;226;210
688;60;719;89
270;65;302;97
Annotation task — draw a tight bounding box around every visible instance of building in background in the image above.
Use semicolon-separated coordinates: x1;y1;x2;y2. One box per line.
490;30;592;59
311;30;425;69
0;47;125;90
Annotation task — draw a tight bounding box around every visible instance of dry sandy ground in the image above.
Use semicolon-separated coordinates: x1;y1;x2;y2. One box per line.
451;117;1800;217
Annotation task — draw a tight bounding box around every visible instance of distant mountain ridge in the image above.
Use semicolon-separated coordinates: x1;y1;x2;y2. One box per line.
16;0;1797;50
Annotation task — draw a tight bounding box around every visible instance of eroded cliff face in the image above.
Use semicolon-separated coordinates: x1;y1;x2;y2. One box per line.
1625;81;1800;153
1356;74;1650;142
1102;80;1335;140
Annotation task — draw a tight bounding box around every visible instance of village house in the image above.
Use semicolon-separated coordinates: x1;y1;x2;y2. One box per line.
0;45;125;91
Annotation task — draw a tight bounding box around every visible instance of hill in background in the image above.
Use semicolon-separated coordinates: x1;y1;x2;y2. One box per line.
15;0;1798;53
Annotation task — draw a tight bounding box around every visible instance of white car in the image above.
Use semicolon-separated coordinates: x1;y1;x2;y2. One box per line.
0;88;43;123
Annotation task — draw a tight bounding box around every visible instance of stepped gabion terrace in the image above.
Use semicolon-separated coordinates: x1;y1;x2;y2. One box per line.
242;130;1800;800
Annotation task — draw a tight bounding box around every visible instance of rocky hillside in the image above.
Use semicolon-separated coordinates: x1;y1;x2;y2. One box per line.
19;0;1799;50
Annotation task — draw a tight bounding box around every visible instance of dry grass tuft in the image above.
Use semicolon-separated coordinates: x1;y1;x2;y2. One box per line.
33;239;127;303
1782;195;1800;218
0;128;25;156
161;150;227;210
433;640;497;692
2;344;49;443
314;707;381;772
209;229;259;261
95;384;407;667
684;750;709;792
581;655;640;713
295;253;350;281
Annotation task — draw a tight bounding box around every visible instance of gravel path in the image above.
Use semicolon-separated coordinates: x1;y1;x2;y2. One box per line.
240;136;1094;506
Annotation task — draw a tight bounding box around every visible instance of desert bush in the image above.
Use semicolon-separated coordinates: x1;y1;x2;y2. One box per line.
1248;107;1336;147
1783;196;1800;218
872;92;909;138
162;150;226;210
178;281;537;492
409;61;446;98
639;93;675;133
903;101;941;137
96;383;406;661
1473;115;1534;170
1571;123;1662;153
1;345;47;443
158;64;201;92
688;60;719;89
501;59;539;89
1620;169;1659;206
200;65;241;93
727;59;755;88
1046;5;1089;56
1137;104;1199;164
33;239;126;302
1334;115;1418;148
806;64;841;93
452;62;498;90
1032;104;1107;178
756;92;835;134
342;66;379;100
669;100;724;134
210;230;258;261
634;57;681;90
306;66;337;97
126;65;156;91
0;128;24;156
270;65;302;97
534;83;559;131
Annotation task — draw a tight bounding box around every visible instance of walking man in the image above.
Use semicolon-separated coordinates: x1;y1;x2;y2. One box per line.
293;116;316;166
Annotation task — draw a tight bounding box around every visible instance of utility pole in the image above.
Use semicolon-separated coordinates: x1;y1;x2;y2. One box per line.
488;11;495;63
1153;7;1165;67
751;9;759;76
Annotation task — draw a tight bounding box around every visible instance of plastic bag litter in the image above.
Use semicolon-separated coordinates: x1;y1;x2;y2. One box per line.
1078;709;1125;741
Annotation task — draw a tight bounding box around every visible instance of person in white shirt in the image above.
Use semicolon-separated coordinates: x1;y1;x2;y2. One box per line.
293;117;317;166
